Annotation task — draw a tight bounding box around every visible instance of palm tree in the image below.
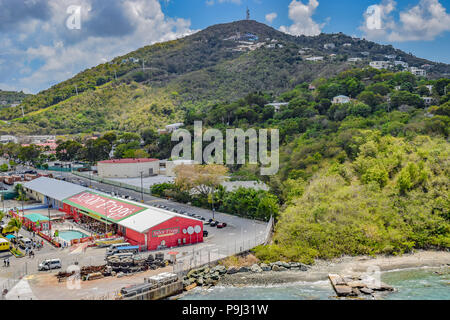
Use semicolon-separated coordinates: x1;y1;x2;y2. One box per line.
5;218;23;241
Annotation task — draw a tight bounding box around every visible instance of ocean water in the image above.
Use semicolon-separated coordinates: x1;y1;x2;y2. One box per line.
382;267;450;300
180;267;450;300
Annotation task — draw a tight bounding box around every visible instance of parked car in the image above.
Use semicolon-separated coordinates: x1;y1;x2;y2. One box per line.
217;222;227;229
38;259;62;271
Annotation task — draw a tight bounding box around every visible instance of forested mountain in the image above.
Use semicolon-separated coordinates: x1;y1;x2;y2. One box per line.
1;20;449;135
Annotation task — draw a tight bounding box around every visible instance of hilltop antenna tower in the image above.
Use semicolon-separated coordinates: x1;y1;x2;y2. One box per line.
246;7;250;20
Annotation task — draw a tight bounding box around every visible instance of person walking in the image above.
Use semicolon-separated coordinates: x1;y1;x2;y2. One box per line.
6;258;10;267
3;259;5;267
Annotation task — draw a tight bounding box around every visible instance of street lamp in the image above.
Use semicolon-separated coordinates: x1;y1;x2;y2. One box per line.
140;171;144;203
104;201;108;236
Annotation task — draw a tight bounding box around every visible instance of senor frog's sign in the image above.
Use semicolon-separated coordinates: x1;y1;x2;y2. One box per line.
65;191;146;222
152;227;180;238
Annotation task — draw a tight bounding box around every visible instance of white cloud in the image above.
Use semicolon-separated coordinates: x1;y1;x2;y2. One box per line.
279;0;325;36
265;12;277;24
361;0;450;42
0;0;194;93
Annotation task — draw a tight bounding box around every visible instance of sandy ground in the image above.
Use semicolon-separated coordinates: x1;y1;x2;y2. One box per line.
219;250;450;286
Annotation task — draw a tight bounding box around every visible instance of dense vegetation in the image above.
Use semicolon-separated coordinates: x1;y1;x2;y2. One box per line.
180;67;449;263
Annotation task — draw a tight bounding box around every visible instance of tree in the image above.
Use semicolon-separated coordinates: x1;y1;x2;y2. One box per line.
102;131;117;146
56;140;83;161
83;138;111;163
174;164;228;198
390;91;425;109
5;218;23;239
357;91;384;108
18;145;41;165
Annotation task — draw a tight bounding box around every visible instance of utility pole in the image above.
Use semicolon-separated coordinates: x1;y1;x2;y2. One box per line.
246;7;250;20
20;106;25;118
46;196;51;237
105;200;108;236
75;85;78;95
142;60;145;72
211;188;215;221
140;171;144;203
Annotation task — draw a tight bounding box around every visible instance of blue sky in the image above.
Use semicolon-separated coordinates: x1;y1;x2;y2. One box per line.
1;0;449;94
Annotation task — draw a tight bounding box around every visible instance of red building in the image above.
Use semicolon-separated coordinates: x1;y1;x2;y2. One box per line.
62;191;203;251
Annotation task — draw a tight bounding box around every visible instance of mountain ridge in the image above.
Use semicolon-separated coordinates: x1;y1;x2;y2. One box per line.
1;20;449;134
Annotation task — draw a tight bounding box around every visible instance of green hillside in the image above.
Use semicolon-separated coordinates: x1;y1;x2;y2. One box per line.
1;20;449;135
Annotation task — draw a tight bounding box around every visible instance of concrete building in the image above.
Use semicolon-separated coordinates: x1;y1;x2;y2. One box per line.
410;67;427;77
97;158;160;178
348;57;362;62
265;102;289;112
305;56;324;62
422;97;434;106
370;61;391;70
394;61;409;69
332;95;351;104
0;135;18;144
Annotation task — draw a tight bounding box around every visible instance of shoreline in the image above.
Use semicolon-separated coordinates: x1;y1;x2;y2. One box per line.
184;250;450;290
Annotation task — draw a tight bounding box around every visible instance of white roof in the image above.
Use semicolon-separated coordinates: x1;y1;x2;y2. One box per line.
23;177;89;201
24;177;200;234
118;206;200;234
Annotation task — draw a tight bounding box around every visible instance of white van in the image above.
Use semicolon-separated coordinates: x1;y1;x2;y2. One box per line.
38;259;62;271
19;238;33;249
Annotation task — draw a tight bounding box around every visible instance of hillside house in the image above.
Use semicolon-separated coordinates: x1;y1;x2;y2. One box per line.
324;43;335;50
410;67;427;77
394;61;409;68
422;97;434;105
332;95;351;104
305;56;324;62
265;102;289;112
370;61;391;70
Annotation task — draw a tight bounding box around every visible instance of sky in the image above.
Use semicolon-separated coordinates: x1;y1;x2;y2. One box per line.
1;0;449;94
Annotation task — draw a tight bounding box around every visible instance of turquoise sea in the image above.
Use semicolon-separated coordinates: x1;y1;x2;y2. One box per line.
180;267;450;300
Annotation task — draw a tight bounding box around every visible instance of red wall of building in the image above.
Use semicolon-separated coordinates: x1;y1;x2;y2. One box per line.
125;228;146;246
146;216;203;251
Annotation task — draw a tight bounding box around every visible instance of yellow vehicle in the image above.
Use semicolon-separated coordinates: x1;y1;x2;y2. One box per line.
0;239;10;251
